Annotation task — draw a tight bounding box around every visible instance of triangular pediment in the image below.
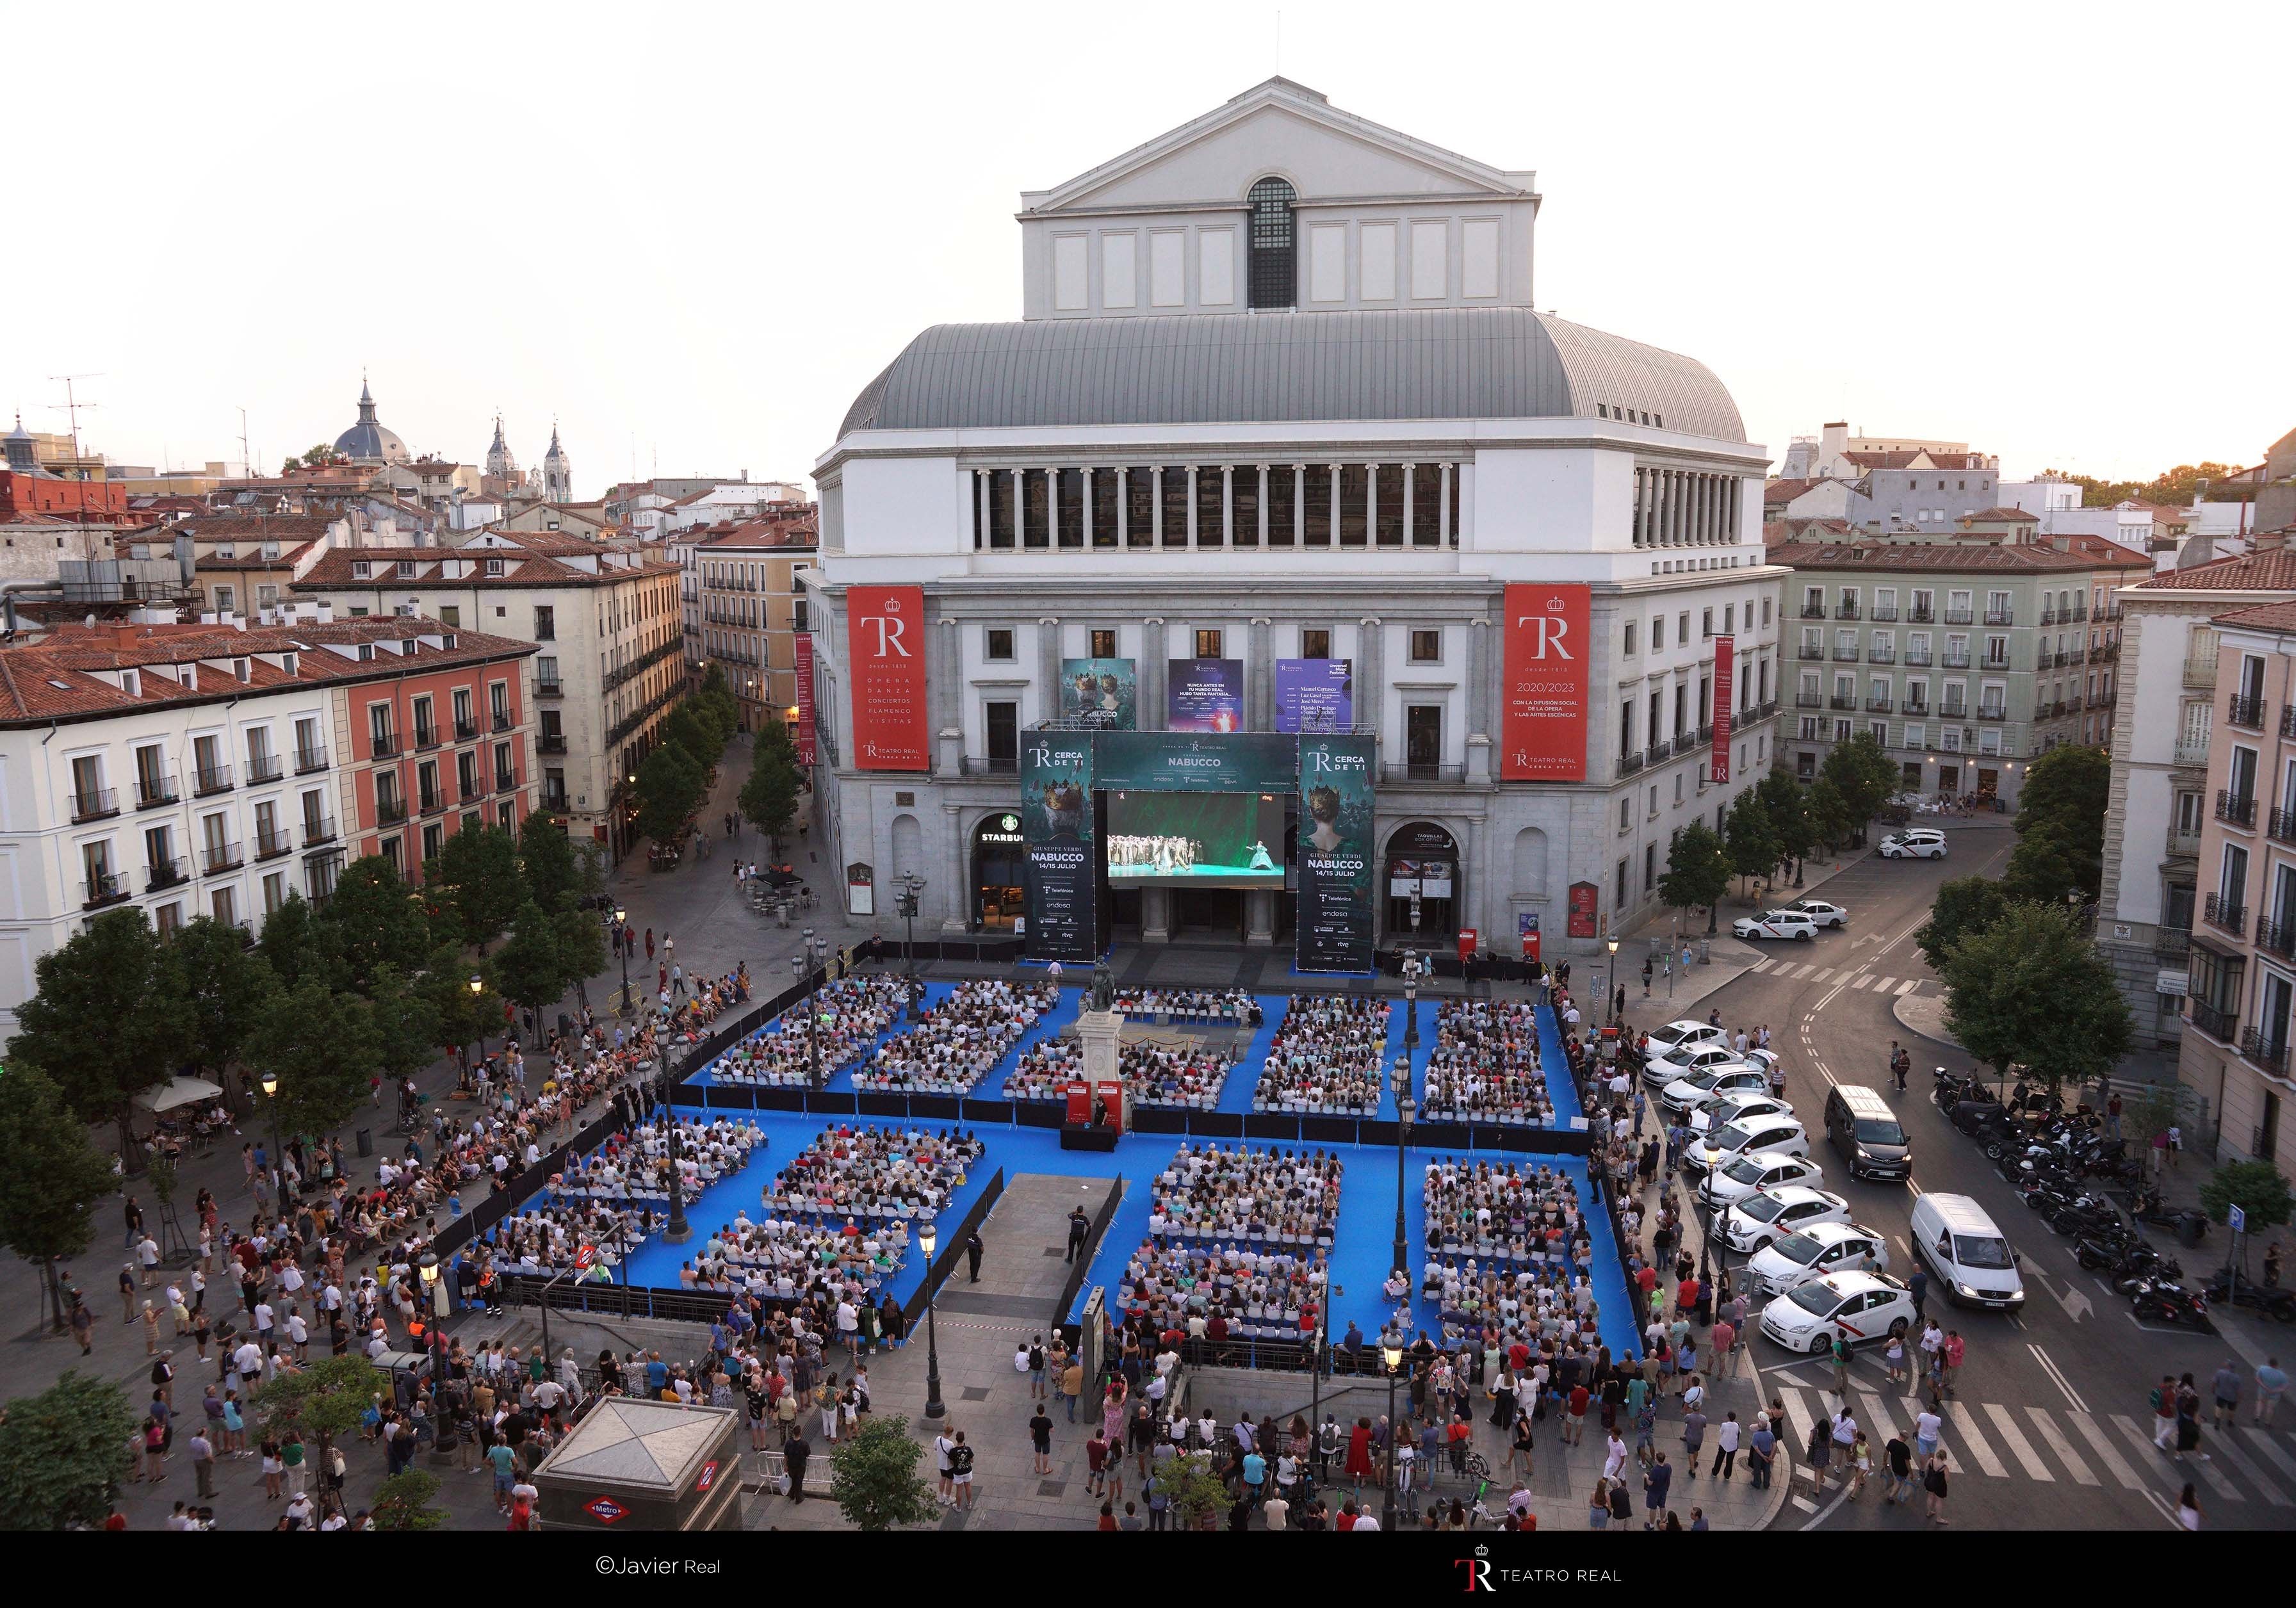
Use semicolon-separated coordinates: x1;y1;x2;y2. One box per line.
1029;79;1535;216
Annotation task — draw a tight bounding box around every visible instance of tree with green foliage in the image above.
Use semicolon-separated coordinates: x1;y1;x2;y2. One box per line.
2012;744;2111;898
634;742;706;848
1723;791;1780;897
373;1466;449;1530
826;1415;940;1530
423;946;500;1062
255;890;345;994
493;901;568;1025
1940;902;2131;1092
251;1355;380;1497
2201;1160;2295;1234
517;816;583;911
2038;461;2243;510
1659;822;1733;934
0;1066;122;1331
552;903;608;1003
1805;775;1852;851
2122;1080;2195;1156
661;701;722;770
1757;770;1818;879
248;977;379;1142
1818;731;1898;846
2001;820;2096;908
366;963;441;1090
8;909;184;1161
320;856;432;994
168;915;279;1096
0;1372;136;1529
1160;1456;1235;1531
428;825;526;953
1914;875;2014;971
741;729;802;843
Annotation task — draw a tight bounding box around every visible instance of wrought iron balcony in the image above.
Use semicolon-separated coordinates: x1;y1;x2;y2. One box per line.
376;797;409;827
2217;790;2258;828
134;774;179;809
302;816;338;847
370;731;398;758
2204;890;2247;934
2153;928;2192;960
1795;692;1823;708
145;856;188;891
1985;610;2015;626
1381;762;1467;783
2241;1026;2290;1078
535;674;564;698
254;829;293;861
2258;916;2296;961
960;756;1018;776
1868;646;1895;664
193;763;234;797
1943;609;1974;625
2190;1000;2237;1042
2270;807;2296;846
1870;606;1899;622
69;787;118;822
2227;693;2265;729
200;841;243;875
455;717;480;743
295;745;330;774
81;872;129;910
1903;649;1932;667
245;754;282;784
1800;604;1827;620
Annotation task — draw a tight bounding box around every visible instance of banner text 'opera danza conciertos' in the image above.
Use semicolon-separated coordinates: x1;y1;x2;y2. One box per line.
847;583;930;771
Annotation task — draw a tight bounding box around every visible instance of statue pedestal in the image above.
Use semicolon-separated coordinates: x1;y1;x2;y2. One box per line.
1077;1009;1121;1084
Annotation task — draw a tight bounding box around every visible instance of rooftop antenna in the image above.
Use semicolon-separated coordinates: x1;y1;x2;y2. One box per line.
45;372;102;466
238;407;254;481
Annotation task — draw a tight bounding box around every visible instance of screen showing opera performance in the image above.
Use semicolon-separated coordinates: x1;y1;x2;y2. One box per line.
1105;791;1286;888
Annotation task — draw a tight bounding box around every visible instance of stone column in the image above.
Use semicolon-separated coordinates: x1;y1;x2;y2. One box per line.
1116;467;1128;548
934;615;963;776
1467;613;1493;783
1245;889;1275;946
1038;617;1061;724
1358;617;1384;742
941;802;970;936
1142;886;1171;943
1248;616;1274;733
1143;618;1167;729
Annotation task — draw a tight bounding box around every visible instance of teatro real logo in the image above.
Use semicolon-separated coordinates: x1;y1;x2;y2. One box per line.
1513;597;1575;660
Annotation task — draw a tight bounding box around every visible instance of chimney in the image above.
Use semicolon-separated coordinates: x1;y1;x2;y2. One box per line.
2254;527;2290;555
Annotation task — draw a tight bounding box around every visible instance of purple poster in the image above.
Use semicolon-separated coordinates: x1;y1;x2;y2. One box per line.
1166;658;1244;733
1275;658;1353;732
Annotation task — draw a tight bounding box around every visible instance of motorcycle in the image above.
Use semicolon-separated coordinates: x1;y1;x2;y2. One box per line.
1933;1069;1989;1110
2074;1226;2140;1271
2049;1198;2123;1237
2202;1270;2296;1324
2128;1277;2213;1331
2129;1189;2210;1242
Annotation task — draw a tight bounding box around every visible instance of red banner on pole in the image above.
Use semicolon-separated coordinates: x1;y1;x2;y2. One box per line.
794;633;818;768
1567;881;1599;939
847;583;929;771
1502;583;1590;781
1711;635;1735;786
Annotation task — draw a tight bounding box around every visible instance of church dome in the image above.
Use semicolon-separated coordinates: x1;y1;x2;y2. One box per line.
333;380;411;466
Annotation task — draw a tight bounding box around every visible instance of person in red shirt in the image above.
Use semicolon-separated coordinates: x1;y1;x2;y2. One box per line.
1636;1262;1659;1300
1711;1317;1737;1359
1344;1417;1376;1486
1676;1274;1701;1320
1098;1501;1118;1531
1567;1385;1592;1445
1335;1500;1359;1532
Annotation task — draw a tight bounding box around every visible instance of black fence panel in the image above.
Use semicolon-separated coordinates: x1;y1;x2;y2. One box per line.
960;1098;1015;1126
1014;1101;1064;1131
900;1167;1006;1328
1189;1110;1244;1140
1299;1116;1357;1148
910;1094;963;1123
1242;1112;1301;1143
854;1092;909;1120
1130;1106;1187;1136
806;1091;858;1117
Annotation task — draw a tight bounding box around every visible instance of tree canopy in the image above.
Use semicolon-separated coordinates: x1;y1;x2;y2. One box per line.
427;825;526;952
1940;902;2131;1089
322;856;432;992
2011;744;2110;899
1818;732;1898;845
0;1066;122;1329
0;1372;135;1529
493;900;569;1015
255;891;345;993
8;909;184;1157
827;1416;940;1531
169;915;279;1088
1724;791;1780;893
1757;770;1817;868
1659;822;1732;932
634;742;706;847
2200;1160;2295;1231
740;730;802;843
2037;461;2243;510
1914;875;2012;971
247;977;379;1141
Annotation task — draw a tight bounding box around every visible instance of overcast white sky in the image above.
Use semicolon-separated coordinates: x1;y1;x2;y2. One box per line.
5;1;2288;496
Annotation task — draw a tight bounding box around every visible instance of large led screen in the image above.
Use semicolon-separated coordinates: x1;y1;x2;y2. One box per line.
1105;790;1286;888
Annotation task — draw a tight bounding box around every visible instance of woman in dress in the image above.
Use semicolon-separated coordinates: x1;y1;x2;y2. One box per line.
1923;1450;1951;1524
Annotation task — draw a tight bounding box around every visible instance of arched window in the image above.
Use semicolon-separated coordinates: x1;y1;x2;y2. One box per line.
1247;177;1296;310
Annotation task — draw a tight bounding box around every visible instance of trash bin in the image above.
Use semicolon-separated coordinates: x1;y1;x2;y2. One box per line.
355;1127;373;1158
2177;1211;2207;1248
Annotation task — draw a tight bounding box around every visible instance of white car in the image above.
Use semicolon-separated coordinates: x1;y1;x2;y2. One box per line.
1878;829;1948;860
1745;1222;1893;1295
1720;1186;1851;1255
1648;1041;1752;1083
1734;909;1818;941
1791;899;1850;929
1684;1114;1811;1174
1688;1091;1795;1137
1759;1270;1916;1355
1643;1019;1729;1062
1657;1063;1770;1117
1705;1149;1826;1208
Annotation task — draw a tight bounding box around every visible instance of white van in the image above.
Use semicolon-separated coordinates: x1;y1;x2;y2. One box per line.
1908;1192;2024;1310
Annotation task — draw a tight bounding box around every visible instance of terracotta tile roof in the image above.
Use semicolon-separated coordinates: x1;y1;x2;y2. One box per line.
696;513;818;549
193;541;315;571
292;537;677;592
1786;542;2150;574
1958;507;2037;523
1763;478;1819;505
2211;599;2296;633
0;617;533;725
2133;546;2296;590
174;514;343;542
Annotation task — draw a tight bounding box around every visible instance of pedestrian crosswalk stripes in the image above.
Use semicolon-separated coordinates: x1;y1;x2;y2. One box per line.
1764;1385;2296;1505
1752;957;1776;973
2068;1411;2145;1490
1895;978;1921;996
1982;1402;2055;1482
1949;1399;2010;1477
2021;1405;2098;1486
1852;975;1873;990
1875;977;1896;992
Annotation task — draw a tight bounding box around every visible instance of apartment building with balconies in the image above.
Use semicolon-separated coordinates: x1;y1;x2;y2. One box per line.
2176;598;2296;1170
291;525;680;861
0;610;535;1032
2096;546;2296;1049
1780;540;2144;808
683;508;818;738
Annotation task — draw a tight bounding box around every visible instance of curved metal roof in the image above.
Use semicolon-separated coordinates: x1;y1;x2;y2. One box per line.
838;307;1743;443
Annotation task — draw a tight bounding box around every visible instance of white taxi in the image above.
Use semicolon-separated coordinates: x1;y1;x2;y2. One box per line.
1705;1149;1826;1208
1733;909;1819;942
1759;1270;1916;1355
1643;1020;1729;1062
1718;1185;1850;1255
1745;1222;1893;1296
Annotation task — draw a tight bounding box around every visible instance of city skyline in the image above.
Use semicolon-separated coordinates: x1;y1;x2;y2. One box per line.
3;1;2288;494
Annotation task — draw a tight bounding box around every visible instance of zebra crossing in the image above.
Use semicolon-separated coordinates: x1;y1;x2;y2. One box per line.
1745;955;1932;995
1767;1375;2296;1511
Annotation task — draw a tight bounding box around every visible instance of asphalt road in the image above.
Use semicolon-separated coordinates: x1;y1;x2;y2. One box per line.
1665;822;2296;1532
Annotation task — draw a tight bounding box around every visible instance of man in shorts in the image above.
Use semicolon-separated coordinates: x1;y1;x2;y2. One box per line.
934;1425;957;1506
947;1430;975;1510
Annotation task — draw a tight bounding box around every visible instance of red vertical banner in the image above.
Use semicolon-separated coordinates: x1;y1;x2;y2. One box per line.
1711;635;1735;786
1502;583;1591;781
794;633;818;767
847;583;929;771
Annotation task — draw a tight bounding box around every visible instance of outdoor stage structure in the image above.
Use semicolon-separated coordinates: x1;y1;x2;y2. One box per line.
1020;727;1377;973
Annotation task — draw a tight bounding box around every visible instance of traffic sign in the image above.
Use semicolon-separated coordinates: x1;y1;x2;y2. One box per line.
574;1244;596;1271
2230;1205;2247;1233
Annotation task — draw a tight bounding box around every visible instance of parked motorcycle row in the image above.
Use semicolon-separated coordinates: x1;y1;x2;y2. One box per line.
1927;1067;2260;1333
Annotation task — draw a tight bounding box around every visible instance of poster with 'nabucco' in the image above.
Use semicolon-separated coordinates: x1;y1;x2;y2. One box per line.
1501;583;1591;781
847;583;929;770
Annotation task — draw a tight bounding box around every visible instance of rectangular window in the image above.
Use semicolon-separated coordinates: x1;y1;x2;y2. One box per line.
984;628;1015;662
1194;467;1225;549
1405;705;1442;774
437;605;460;628
1338;466;1369;547
986;701;1018;767
1409;629;1440;664
1266;464;1296;548
1090;468;1120;549
1231;465;1260;549
1301;628;1331;660
1195;629;1223;659
1161;466;1191;548
1303;465;1332;548
534;605;554;640
1624;621;1638;656
1124;467;1154;549
1089;629;1118;659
